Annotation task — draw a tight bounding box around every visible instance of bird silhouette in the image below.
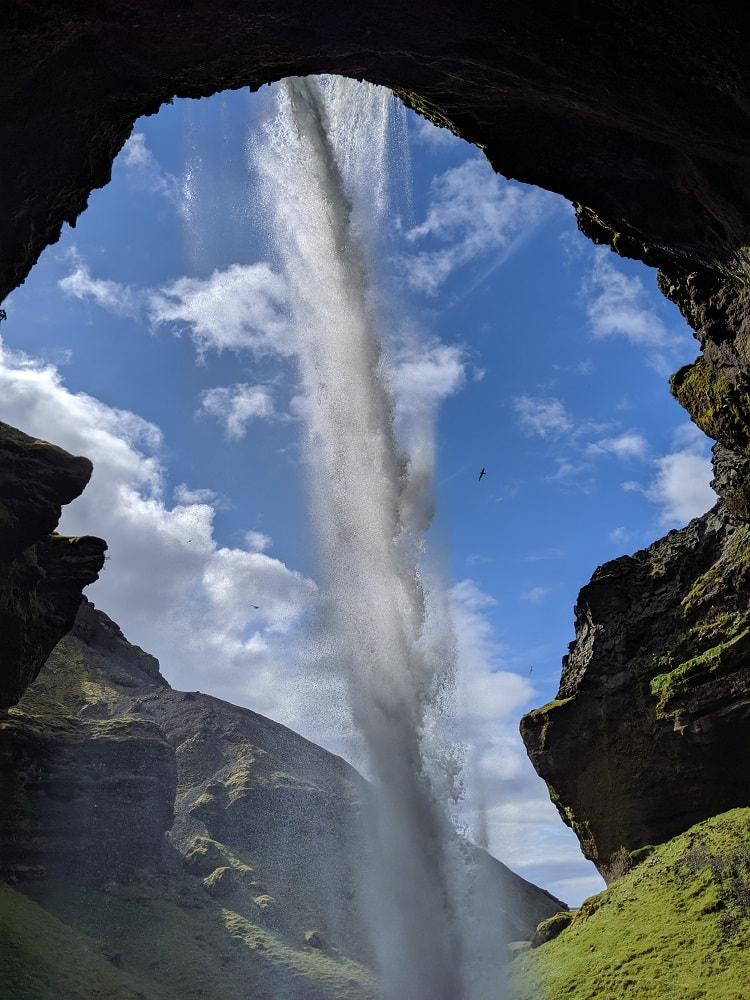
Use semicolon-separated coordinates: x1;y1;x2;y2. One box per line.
478;467;486;481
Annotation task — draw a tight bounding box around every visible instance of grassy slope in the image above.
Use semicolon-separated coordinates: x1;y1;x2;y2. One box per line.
511;808;750;1000
0;875;379;1000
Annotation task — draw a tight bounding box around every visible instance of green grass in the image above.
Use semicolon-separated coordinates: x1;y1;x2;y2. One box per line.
511;808;750;999
1;874;380;1000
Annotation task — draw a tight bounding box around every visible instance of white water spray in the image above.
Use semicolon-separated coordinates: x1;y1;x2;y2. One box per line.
255;76;477;1000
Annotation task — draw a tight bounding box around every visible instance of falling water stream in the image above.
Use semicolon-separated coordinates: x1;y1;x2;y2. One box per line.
254;76;484;1000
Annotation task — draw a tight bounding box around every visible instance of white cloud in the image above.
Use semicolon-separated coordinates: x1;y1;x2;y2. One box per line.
173;484;220;505
0;338;320;727
618;423;716;526
58;249;139;317
647;450;716;525
411;116;463;150
583;249;673;347
451;579;531;722
390;341;466;417
197;383;276;439
148;263;292;358
398;158;557;294
521;586;552;604
56;252;293;367
608;526;632;546
244;530;272;552
514;395;573;439
116;132;181;204
587;431;648;460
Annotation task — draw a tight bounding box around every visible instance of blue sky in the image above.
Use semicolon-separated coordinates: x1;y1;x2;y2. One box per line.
1;80;716;906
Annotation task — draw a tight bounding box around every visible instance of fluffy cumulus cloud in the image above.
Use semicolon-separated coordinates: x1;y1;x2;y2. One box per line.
57;248;293;365
513;395;573;439
0;338;322;729
586;431;648;460
148;263;292;358
197;383;277;439
389;341;466;418
619;423;716;526
583;249;673;347
399;157;558;295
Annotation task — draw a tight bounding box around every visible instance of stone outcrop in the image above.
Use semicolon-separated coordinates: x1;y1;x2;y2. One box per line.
521;500;750;883
0;422;106;708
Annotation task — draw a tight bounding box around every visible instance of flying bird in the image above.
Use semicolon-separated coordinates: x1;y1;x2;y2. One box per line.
478;467;486;481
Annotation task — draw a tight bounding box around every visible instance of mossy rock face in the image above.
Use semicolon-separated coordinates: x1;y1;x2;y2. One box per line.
3;599;569;995
521;505;750;883
512;808;750;999
0;707;176;881
0;877;381;1000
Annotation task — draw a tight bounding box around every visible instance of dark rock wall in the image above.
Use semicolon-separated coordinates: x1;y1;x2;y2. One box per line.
3;0;750;306
0;423;106;708
521;504;750;882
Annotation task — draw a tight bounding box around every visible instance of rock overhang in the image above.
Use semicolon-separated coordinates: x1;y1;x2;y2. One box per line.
3;0;750;306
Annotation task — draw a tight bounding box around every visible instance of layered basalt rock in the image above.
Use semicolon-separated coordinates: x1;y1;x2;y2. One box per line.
0;422;106;708
521;500;750;883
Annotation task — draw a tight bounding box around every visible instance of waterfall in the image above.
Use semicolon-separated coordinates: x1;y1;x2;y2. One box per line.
254;76;474;1000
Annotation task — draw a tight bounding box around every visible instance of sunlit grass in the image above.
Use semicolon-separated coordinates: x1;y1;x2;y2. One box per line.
511;808;750;999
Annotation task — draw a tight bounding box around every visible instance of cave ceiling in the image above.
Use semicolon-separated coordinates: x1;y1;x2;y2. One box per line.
2;0;750;305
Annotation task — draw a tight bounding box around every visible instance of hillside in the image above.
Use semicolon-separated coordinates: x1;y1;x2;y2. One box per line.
0;599;564;998
512;808;750;999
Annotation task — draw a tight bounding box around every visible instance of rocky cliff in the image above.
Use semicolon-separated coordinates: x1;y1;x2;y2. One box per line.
520;265;750;883
0;422;106;709
521;502;750;883
0;600;565;998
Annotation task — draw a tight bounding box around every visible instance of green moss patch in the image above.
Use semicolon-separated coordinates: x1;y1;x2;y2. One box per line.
511;808;750;999
650;627;750;713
